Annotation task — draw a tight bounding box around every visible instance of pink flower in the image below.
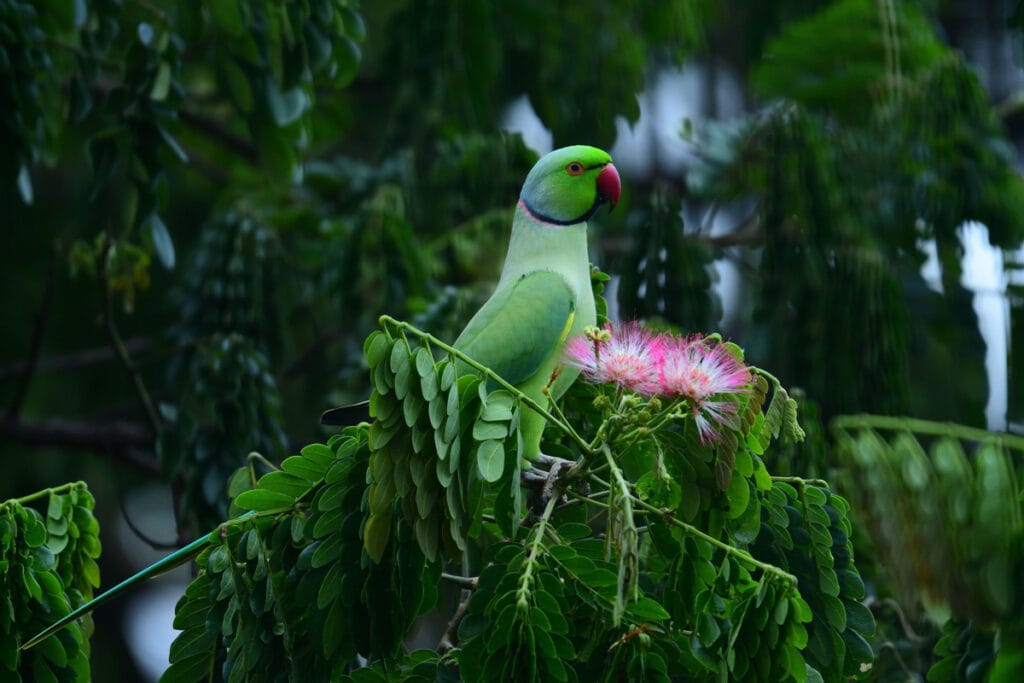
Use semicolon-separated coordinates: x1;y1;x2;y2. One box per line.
658;336;751;443
563;323;662;395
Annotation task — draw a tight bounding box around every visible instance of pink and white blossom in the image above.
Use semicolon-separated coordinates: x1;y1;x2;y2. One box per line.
657;335;751;443
563;323;663;395
564;323;752;444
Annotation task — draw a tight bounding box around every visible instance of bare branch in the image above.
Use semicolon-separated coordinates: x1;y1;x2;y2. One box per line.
437;597;470;654
177;108;259;162
0;414;158;474
0;338;153;382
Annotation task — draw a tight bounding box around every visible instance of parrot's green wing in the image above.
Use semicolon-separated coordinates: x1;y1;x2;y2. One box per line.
454;270;575;386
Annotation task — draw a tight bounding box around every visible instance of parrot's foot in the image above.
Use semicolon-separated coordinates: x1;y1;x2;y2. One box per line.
523;453;582;509
538;456;571;502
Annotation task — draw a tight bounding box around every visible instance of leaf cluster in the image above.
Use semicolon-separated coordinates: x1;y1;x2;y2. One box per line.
362;321;530;563
0;483;101;682
834;417;1024;625
832;415;1024;680
164;430;437;682
157;210;289;530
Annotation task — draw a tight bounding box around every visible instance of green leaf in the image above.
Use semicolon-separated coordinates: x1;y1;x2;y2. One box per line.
480;390;515;421
234;489;296;511
473;420;508;441
725;473;750;519
556;523;592;541
47;495;64;520
415;348;434;377
822;594;846;631
210;0;244;36
257;471;309;498
363;511;391;563
477;440;505;483
628;596;670;621
365;332;390;368
281;454;325;482
843;599;875;635
150;61;172;101
23;512;47;547
266;81;308;126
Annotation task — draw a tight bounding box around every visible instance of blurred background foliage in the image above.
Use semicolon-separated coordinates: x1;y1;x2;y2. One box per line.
5;0;1024;679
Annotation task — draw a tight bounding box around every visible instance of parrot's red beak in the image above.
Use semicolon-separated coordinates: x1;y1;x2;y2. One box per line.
597;163;621;212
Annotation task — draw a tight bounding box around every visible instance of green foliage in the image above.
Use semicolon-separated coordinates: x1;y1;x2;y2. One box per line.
834;415;1024;680
751;0;946;119
5;1;1024;681
752;482;875;678
687;3;1024;427
0;483;100;681
833;416;1024;623
379;0;711;146
362;318;528;563
163;429;438;682
927;620;996;683
616;189;720;332
117;313;878;682
158;210;288;530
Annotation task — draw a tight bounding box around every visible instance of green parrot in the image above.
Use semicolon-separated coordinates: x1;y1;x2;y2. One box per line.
21;145;620;651
322;144;620;462
452;144;620;461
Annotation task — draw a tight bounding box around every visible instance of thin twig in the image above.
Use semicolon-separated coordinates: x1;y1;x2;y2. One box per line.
630;490;798;586
5;481;86;507
440;573;478;589
119;497;180;550
0;338;153;381
437;598;470;654
178;108;259;162
8;249;57;417
99;238;163;436
868;597;928;643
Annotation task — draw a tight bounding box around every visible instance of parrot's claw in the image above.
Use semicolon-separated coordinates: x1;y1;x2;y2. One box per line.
523;453;582;509
540;457;569;502
535;453;578;471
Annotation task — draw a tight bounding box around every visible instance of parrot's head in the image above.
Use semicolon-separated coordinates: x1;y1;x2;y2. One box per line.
519;145;621;226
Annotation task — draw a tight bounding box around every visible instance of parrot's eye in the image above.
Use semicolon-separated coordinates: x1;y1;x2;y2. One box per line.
566;162;584;176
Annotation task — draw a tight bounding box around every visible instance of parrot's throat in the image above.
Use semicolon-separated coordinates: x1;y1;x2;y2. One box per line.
519;198;604;227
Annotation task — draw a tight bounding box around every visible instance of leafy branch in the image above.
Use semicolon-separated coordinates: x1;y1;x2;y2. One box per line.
379;315;592;453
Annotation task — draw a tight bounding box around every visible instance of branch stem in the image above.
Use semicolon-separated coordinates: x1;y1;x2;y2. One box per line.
4;481;86;507
832;414;1024;451
630;494;797;586
440;572;478;589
